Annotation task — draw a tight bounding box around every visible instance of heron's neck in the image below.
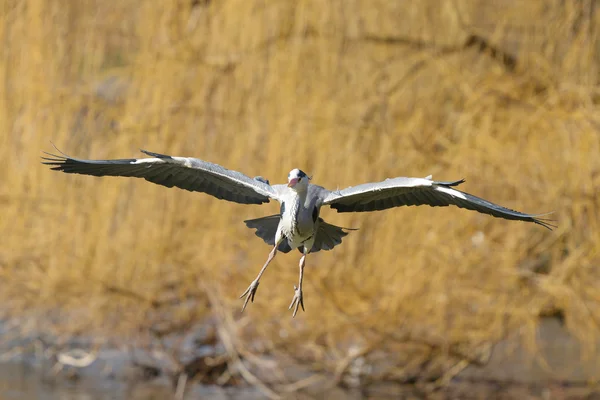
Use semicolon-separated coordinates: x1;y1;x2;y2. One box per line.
286;189;307;221
287;189;308;234
291;188;308;203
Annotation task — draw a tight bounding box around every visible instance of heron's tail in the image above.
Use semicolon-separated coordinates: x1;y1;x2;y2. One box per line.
308;218;358;253
243;215;358;254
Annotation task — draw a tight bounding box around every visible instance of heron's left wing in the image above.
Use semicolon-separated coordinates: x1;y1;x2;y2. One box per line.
323;176;554;230
43;149;280;205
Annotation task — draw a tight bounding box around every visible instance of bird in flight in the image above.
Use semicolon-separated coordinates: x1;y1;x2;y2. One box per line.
43;148;554;317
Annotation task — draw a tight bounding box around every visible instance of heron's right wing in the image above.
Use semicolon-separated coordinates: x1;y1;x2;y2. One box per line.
43;148;280;205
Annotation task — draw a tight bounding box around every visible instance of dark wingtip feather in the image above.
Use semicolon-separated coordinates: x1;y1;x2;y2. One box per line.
41;150;69;169
529;213;557;230
41;145;75;172
41;154;67;164
438;178;466;187
49;142;70;157
535;219;557;230
140;149;172;159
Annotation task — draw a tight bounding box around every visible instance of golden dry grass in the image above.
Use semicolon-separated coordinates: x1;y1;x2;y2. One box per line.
1;0;600;389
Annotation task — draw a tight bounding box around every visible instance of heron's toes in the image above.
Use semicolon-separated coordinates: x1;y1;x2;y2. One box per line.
239;279;260;312
288;285;305;318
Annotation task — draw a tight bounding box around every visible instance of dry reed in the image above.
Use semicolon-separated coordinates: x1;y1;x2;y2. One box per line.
1;0;599;392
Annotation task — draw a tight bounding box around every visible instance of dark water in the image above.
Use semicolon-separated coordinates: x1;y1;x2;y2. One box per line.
0;361;266;400
0;317;597;399
0;361;175;400
0;319;265;400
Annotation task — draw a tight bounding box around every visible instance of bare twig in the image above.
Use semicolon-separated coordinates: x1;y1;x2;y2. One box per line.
202;282;281;400
175;373;188;400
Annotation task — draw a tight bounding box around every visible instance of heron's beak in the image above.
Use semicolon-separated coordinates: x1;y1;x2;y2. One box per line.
287;178;298;188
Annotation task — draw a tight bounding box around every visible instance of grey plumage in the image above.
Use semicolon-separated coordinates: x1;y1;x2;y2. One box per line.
43;148;554;317
309;218;356;252
323;176;554;230
244;215;293;253
42;149;277;205
244;215;354;253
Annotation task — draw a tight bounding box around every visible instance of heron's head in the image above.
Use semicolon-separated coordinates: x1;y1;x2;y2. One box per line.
287;169;310;191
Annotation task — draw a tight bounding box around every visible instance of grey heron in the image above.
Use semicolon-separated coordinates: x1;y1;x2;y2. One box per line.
42;148;554;317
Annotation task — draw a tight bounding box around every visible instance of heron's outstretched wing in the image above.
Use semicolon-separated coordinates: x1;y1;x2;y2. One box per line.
323;176;554;230
42;149;280;205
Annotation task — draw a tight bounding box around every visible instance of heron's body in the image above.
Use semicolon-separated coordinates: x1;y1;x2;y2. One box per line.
280;191;313;248
43;148;554;317
278;185;327;251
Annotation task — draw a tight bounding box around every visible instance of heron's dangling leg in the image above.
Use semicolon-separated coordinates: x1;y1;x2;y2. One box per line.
289;247;308;317
240;238;283;312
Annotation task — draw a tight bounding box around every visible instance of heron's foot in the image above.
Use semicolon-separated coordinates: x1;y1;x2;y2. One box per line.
239;279;260;312
288;285;304;318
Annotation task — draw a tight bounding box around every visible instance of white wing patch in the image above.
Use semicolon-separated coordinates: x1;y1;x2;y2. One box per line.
133;157;193;167
132;158;165;165
435;186;467;200
173;157;194;168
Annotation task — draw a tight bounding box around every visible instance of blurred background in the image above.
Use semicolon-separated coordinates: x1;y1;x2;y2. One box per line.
1;0;599;398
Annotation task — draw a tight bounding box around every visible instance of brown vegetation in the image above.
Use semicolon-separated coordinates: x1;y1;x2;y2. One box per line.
1;0;599;396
